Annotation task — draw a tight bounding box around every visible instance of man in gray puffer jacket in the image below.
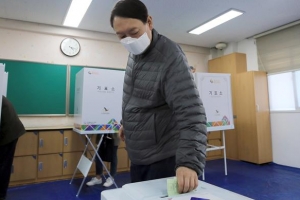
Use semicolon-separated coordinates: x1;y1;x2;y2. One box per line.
110;0;207;193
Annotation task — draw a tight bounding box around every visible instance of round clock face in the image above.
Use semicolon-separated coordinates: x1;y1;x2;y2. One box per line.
60;38;80;57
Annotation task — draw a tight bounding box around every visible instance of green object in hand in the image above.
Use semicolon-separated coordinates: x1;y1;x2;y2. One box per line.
167;177;179;197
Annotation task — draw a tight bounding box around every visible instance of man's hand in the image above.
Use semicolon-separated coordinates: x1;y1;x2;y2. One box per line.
176;166;198;193
119;125;125;141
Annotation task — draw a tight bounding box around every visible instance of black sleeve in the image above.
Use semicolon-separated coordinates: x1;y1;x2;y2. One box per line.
162;51;207;175
0;96;25;145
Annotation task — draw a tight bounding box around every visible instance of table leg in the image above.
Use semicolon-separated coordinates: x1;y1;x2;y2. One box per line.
86;134;118;188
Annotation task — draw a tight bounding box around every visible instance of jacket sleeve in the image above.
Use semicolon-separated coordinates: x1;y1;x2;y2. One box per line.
162;50;207;175
0;96;26;146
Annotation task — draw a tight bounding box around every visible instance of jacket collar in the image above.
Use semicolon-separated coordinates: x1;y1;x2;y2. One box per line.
133;28;159;59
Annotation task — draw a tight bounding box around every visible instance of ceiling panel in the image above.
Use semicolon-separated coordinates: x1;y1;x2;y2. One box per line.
0;0;299;47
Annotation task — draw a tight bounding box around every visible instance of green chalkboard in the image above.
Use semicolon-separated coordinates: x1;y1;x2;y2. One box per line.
1;60;67;115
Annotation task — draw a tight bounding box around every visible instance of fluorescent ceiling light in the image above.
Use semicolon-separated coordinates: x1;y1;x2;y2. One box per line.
189;9;243;35
63;0;92;27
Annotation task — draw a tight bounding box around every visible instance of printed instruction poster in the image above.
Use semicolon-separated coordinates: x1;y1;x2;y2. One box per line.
195;73;234;131
74;67;124;132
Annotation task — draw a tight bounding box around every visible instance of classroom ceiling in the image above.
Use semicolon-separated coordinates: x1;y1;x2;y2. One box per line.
0;0;300;48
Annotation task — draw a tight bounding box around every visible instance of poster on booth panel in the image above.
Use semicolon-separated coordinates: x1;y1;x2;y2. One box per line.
195;73;234;132
74;67;125;133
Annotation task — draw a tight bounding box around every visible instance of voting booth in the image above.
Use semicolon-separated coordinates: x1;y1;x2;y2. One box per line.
73;67;124;133
101;178;254;200
195;73;234;179
0;63;8;121
71;67;125;196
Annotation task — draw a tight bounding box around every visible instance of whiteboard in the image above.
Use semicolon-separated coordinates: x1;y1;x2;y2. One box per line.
195;73;234;131
0;63;7;122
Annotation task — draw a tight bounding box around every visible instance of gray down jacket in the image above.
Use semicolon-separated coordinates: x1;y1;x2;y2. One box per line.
122;29;207;175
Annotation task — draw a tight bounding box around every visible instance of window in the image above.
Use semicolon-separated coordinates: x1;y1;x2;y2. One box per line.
295;71;300;107
268;70;300;111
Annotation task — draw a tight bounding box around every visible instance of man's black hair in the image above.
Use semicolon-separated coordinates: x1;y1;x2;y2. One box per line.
110;0;148;28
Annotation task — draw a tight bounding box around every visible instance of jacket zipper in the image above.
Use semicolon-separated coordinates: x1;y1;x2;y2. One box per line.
122;58;140;123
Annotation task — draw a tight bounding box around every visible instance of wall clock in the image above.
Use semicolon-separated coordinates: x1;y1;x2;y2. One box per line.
60;38;80;57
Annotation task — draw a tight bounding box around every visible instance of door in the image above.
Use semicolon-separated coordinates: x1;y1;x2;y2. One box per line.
38;154;63;178
63;152;82;175
38;131;63;154
10;156;37;182
15;132;38;156
63;130;85;152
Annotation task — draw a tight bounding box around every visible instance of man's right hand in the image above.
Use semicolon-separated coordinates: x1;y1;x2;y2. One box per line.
119;125;125;141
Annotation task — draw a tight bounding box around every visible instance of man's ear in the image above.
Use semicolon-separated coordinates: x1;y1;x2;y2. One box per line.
147;16;153;30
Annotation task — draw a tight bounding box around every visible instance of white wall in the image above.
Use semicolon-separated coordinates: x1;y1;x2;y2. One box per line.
0;18;129;68
237;38;259;71
270;112;300;168
0;18;210;128
223;42;238;55
220;39;259;71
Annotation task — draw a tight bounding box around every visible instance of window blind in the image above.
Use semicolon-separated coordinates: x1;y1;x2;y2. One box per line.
256;24;300;73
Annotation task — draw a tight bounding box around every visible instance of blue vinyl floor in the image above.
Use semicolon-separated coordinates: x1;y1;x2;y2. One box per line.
6;159;300;200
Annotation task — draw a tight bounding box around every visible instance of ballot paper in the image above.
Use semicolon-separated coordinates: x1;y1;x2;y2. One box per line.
166;177;223;200
167;177;179;196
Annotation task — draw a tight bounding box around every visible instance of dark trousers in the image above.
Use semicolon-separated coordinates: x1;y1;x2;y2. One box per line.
0;139;18;199
96;145;118;178
130;156;176;183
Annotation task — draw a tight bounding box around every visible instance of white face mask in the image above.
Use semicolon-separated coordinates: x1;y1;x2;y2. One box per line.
120;32;151;55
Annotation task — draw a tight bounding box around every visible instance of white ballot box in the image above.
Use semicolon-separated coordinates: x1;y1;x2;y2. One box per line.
74;67;124;132
101;177;254;200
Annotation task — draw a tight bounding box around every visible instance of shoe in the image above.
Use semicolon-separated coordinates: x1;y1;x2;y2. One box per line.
103;177;114;187
86;177;102;186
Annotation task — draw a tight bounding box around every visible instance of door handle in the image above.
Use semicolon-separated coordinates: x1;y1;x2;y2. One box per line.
39;139;44;147
38;162;43;171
